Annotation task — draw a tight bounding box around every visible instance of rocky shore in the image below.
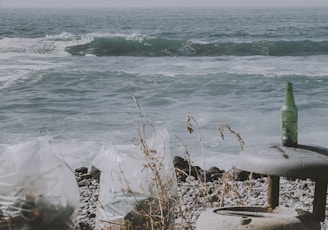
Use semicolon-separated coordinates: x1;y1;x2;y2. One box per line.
74;159;328;230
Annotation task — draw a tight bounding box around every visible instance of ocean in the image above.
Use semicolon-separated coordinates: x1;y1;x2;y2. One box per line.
1;7;328;170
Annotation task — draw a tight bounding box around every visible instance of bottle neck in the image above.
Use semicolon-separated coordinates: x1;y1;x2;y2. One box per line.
284;82;296;106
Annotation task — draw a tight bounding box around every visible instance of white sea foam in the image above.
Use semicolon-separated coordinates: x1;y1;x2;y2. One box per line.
0;32;90;57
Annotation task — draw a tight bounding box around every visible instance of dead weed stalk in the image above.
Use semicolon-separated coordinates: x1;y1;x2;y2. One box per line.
218;123;245;150
122;96;176;229
173;117;247;228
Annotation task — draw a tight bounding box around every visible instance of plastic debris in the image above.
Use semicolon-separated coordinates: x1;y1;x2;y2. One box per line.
0;139;80;230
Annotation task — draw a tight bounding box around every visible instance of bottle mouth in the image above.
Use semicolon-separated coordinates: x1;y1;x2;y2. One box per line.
19;200;41;221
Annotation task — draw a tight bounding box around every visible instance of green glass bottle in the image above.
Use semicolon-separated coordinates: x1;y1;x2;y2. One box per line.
281;82;298;147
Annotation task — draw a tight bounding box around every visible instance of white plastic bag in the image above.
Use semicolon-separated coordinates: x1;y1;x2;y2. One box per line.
93;128;177;229
0;139;80;229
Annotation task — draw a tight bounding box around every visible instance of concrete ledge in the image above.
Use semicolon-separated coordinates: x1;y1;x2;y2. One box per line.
235;144;328;179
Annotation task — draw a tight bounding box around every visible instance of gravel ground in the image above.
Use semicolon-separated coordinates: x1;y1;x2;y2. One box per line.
75;168;99;230
75;168;327;229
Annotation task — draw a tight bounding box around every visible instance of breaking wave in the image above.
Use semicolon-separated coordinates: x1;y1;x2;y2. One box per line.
2;32;328;57
65;36;328;57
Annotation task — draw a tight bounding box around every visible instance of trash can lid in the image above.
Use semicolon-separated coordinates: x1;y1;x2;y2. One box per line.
235;144;328;180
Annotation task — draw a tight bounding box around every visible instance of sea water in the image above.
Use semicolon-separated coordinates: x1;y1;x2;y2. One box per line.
0;7;328;170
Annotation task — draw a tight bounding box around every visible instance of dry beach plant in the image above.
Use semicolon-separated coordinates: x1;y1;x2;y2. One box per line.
217;123;245;151
172;117;247;229
102;98;247;230
103;97;176;230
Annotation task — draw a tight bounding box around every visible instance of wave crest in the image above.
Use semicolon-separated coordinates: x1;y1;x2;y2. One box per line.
65;36;328;57
2;32;328;57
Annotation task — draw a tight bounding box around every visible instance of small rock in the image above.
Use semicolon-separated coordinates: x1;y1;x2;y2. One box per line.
300;182;308;189
81;174;92;180
206;166;224;182
89;166;101;181
75;167;88;174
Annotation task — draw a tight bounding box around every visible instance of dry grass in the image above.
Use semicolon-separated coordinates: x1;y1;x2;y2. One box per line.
103;98;247;230
102;97;176;230
172;117;247;229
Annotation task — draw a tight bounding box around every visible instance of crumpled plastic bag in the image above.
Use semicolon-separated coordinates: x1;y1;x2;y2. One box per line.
0;139;80;230
93;128;177;229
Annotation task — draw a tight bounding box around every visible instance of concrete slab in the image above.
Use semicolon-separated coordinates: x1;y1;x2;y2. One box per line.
235;144;328;180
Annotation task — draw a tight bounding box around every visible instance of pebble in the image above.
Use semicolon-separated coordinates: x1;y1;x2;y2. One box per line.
74;170;328;230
